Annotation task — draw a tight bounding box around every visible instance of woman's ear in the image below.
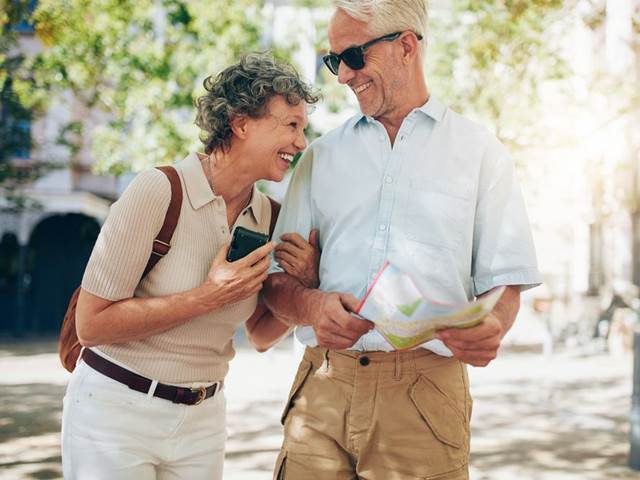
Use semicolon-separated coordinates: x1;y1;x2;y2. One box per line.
231;115;249;139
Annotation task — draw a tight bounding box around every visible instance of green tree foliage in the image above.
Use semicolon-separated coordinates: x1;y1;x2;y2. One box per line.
18;0;594;176
294;0;571;151
30;0;280;174
1;0;31;154
427;0;571;149
0;0;48;212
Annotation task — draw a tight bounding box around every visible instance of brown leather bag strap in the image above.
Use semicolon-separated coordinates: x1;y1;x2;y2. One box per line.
141;166;183;278
267;196;281;240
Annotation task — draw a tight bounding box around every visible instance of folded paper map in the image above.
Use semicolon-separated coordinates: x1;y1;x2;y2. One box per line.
355;262;506;350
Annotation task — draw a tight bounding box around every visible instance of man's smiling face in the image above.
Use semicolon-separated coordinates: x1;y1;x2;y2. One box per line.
327;8;404;119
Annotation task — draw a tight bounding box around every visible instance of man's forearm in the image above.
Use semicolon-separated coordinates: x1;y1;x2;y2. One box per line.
488;285;520;337
263;272;320;326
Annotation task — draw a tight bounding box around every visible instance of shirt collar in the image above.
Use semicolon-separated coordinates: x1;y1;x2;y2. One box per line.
178;152;263;221
415;95;446;122
179;152;214;210
245;183;263;224
350;95;446;129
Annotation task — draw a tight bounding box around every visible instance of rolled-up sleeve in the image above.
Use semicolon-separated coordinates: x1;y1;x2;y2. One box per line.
82;168;171;301
269;147;315;275
471;140;541;296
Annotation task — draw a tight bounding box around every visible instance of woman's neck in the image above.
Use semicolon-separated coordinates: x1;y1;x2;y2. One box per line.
203;148;255;208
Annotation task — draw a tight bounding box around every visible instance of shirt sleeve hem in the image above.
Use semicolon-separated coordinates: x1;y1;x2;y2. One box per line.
268;263;284;275
473;269;542;296
80;282;133;303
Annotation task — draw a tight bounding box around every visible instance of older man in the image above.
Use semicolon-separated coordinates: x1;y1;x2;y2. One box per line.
264;1;541;478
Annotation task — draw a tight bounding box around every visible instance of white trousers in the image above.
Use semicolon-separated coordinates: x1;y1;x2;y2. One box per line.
61;359;227;480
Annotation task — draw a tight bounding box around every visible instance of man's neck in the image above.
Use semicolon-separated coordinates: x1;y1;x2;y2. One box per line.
376;83;429;146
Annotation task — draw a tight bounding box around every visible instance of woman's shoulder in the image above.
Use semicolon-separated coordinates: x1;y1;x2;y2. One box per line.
117;167;172;209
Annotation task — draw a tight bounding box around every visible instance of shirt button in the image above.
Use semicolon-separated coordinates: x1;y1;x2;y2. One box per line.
359;356;370;366
385;176;393;183
379;224;386;231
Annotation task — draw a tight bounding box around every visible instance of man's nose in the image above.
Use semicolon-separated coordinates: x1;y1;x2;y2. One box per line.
337;60;356;85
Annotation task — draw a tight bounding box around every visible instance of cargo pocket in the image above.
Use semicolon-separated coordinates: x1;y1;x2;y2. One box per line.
274;449;287;480
280;360;313;425
409;374;466;449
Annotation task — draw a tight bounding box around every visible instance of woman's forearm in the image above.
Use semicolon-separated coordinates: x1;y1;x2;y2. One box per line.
76;285;221;347
245;301;293;352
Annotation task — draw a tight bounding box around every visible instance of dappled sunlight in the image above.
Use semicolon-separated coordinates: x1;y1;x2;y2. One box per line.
0;383;64;479
0;342;635;479
469;352;633;479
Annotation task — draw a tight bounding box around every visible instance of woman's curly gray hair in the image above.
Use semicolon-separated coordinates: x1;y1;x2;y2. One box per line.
195;53;320;154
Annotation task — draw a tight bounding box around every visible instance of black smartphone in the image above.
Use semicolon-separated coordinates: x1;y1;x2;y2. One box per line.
226;226;269;262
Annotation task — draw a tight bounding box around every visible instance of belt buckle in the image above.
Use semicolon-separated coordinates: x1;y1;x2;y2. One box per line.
191;386;207;405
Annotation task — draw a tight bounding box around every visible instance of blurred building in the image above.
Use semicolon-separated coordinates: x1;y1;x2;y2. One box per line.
505;0;640;347
582;0;640;302
0;3;118;335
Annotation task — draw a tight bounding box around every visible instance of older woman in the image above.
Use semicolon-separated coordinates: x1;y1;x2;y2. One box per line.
61;53;320;479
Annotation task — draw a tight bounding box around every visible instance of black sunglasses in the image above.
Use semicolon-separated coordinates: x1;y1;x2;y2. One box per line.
322;31;423;75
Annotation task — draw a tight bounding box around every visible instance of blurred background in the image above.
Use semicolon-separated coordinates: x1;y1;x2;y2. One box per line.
0;0;639;479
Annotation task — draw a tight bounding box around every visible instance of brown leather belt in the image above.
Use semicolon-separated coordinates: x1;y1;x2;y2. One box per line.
81;348;219;406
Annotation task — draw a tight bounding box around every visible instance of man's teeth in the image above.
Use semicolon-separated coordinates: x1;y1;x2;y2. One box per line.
354;81;372;94
278;153;294;162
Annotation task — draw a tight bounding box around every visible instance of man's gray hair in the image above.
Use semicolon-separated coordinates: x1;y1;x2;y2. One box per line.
334;0;428;46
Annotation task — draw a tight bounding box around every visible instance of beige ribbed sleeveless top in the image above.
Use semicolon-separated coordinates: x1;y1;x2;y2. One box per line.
81;152;272;383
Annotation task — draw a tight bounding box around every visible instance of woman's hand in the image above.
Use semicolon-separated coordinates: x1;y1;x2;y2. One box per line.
275;229;320;288
202;241;276;308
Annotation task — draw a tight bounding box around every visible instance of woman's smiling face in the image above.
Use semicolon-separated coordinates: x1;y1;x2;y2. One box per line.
243;95;308;182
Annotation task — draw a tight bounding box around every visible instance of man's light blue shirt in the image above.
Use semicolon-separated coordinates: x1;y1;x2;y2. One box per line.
269;96;541;354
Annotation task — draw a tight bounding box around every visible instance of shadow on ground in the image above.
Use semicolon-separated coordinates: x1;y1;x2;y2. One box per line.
0;341;636;480
0;384;64;479
469;360;635;480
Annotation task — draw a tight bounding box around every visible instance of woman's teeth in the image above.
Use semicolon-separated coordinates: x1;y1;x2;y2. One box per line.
278;153;294;163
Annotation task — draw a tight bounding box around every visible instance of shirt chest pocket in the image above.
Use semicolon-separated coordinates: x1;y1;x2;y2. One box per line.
402;177;473;250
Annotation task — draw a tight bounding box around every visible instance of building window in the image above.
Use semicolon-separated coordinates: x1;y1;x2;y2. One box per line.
13;0;38;34
0;78;32;161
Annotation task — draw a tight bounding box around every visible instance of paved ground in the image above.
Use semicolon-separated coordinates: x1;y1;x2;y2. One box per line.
0;338;637;479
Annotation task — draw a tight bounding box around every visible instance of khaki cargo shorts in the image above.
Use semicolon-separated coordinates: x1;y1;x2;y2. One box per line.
274;346;472;480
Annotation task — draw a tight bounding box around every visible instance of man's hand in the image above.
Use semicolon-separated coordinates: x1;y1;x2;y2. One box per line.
262;273;375;349
306;291;373;349
435;314;504;367
275;229;321;289
436;286;521;367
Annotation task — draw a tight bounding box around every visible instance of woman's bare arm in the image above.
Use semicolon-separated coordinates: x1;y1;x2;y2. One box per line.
76;242;275;347
244;301;293;352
